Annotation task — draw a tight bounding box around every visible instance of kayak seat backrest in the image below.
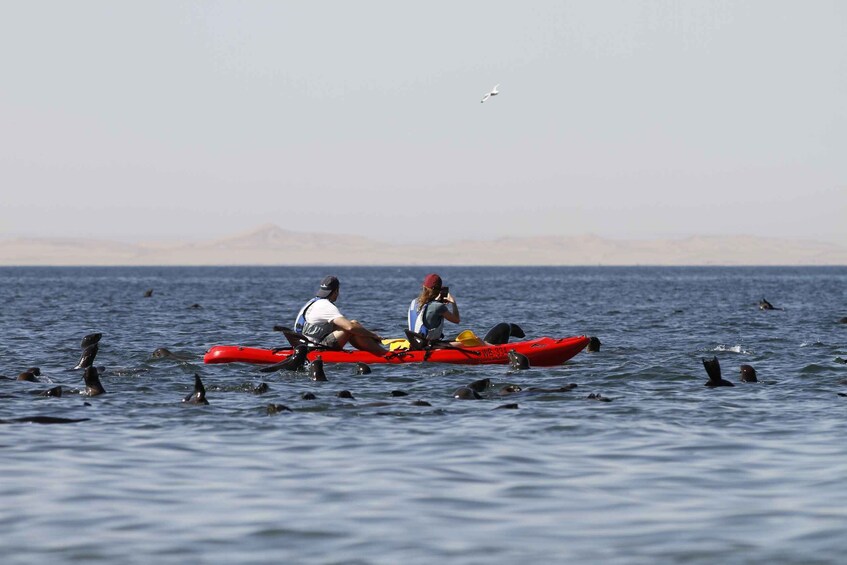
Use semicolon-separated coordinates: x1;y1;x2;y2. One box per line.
279;326;325;349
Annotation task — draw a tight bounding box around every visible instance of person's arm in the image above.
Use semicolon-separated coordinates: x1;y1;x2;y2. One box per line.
332;316;383;341
441;293;460;324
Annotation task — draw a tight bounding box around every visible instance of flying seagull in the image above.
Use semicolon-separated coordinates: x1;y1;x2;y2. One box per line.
481;84;500;103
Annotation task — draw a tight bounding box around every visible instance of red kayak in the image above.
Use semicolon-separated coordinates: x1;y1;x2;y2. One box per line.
203;335;590;367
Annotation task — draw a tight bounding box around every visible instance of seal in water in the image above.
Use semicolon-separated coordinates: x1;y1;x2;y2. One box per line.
702;357;734;387
508;350;530;371
309;356;327;382
494;403;519;410
838;317;847;324
411;400;432;407
17;371;39;382
740;365;758;383
0;416;90;425
144;289;153;297
252;383;270;394
75;343;99;370
758;298;782;311
390;390;409;397
266;404;292;414
259;345;309;373
301;392;317;400
483;323;526;345
183;374;209;405
586;393;612;402
38;386;63;397
151;348;192;361
355;362;372;375
80;333;102;348
337;390;355;399
467;378;490;393
452;386;482;400
83;366;106;396
587;336;602;352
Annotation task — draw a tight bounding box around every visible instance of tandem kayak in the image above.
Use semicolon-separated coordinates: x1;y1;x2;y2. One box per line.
203;335;590;367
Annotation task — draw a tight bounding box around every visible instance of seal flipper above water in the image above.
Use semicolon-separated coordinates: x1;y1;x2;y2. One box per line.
260;345;309;373
183;374;209;405
702;356;734;387
483;323;526;345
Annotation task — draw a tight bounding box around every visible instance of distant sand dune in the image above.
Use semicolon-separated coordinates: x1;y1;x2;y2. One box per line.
1;225;845;266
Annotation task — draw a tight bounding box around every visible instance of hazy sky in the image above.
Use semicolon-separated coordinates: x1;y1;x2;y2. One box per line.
2;1;845;244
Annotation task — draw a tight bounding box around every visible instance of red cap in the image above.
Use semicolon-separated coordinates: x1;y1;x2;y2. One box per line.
423;273;442;289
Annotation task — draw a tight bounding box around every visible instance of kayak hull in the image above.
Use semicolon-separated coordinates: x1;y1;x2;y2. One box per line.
203;335;590;367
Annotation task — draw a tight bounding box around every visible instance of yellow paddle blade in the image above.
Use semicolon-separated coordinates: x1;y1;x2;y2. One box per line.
455;330;484;347
382;338;410;351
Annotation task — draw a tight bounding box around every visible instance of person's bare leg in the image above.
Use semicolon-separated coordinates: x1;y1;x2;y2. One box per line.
348;334;388;356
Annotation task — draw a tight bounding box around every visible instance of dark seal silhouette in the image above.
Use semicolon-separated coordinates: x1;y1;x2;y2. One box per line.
182;374;209;405
702;357;735;387
494;403;519;410
309;356;327;382
467;378;491;393
80;333;102;348
301;392;317;400
586;393;612;402
759;298;782;311
17;371;39;382
0;416;90;425
83;366;106;397
452;386;482;400
355;362;372;375
144;289;154;297
266;404;292;414
151;348;193;361
260;345;309;373
483;323;526;345
75;343;99;370
587;336;602;352
337;390;355;399
740;365;758;383
508;350;530;371
38;386;63;397
390;390;409;397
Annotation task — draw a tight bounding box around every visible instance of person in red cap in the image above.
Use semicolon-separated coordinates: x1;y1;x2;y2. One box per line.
407;273;460;343
294;275;388;356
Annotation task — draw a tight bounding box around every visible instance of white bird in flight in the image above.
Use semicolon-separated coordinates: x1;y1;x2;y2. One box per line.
481;84;500;103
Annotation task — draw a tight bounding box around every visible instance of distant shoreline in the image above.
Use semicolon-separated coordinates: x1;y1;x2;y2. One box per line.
1;225;845;267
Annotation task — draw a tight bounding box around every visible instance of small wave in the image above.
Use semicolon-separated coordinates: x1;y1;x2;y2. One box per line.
712;344;750;354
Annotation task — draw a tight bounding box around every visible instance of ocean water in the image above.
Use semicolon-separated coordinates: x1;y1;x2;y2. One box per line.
1;266;846;564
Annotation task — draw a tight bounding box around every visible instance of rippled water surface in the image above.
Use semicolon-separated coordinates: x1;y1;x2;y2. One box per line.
1;266;846;564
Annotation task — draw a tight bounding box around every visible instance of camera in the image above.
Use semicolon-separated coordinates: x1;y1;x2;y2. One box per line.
438;286;449;299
